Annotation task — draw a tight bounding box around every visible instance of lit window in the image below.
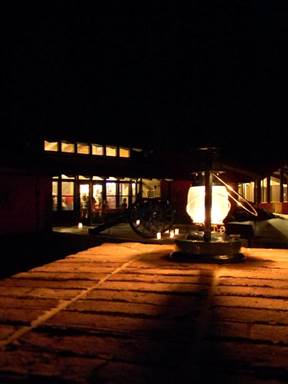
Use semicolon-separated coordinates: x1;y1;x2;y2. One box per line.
119;182;129;208
271;177;280;202
261;178;268;203
92;176;104;180
106;146;117;157
61;181;74;210
61;174;75;179
44;140;58;151
142;179;161;198
92;144;104;156
238;182;254;202
77;143;90;154
93;184;103;212
284;184;288;202
61;141;75;153
119;147;130;158
52;181;58;211
119;183;129;195
132;182;137;203
106;182;117;209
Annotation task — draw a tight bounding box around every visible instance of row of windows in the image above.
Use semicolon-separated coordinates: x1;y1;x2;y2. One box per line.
44;140;131;158
238;177;288;203
52;175;161;216
52;178;137;213
261;177;288;203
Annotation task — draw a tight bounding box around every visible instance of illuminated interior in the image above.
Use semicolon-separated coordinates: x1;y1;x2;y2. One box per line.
44;140;130;159
106;146;117;157
77;143;90;154
44;140;58;151
119;147;130;158
186;185;231;224
61;141;75;153
92;144;104;155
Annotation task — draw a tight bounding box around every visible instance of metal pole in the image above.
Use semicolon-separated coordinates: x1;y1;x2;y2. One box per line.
204;169;212;242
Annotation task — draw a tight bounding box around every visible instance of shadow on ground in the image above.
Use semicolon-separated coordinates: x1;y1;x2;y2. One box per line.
0;231;103;279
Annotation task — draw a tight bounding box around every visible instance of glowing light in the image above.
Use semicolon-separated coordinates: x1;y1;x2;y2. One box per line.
78;222;83;229
169;230;175;239
136;219;140;226
157;232;161;240
175;228;179;235
186;185;231;225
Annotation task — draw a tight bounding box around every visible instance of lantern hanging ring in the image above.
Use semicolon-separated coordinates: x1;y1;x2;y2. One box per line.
212;173;258;217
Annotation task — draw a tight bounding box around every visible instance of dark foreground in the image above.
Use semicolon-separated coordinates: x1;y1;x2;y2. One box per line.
0;231;103;279
0;240;288;383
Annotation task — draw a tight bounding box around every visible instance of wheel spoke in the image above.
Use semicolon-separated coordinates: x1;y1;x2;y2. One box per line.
129;198;176;238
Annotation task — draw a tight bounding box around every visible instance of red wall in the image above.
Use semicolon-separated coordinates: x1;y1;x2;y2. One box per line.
0;172;51;234
260;202;288;214
161;180;192;223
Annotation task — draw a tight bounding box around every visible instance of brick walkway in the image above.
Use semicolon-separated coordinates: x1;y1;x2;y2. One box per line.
0;242;288;383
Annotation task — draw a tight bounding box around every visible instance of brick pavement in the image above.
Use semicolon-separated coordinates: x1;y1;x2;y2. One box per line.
0;242;288;383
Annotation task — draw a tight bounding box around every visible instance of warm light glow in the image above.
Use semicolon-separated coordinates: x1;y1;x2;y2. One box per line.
61;141;75;153
78;222;83;229
77;143;89;154
136;219;140;226
186;186;231;224
44;140;58;151
175;228;179;235
169;230;175;238
106;146;117;157
80;184;89;194
119;147;130;158
92;144;104;156
157;232;161;240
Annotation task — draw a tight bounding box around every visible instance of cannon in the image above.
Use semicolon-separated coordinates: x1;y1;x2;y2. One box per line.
89;198;176;238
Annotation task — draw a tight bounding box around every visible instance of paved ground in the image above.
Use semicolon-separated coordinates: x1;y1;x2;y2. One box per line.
0;231;103;279
56;217;288;248
54;223;185;244
0;239;288;383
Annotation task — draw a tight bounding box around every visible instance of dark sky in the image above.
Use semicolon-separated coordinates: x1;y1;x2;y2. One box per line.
3;2;288;161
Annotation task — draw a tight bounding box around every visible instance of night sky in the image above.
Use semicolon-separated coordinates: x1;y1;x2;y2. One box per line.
3;2;288;164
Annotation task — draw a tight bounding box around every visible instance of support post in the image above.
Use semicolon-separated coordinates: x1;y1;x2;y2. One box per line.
204;169;212;242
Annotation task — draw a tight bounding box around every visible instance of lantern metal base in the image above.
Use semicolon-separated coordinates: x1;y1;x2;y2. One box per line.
170;238;245;263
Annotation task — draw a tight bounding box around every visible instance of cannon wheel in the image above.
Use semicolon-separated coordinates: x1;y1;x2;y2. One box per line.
129;198;176;238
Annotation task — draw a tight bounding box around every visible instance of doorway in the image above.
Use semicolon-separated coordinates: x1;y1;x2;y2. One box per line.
91;183;103;224
79;182;104;224
79;183;90;223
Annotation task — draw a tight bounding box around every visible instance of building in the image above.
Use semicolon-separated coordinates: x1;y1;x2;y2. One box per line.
0;136;287;235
